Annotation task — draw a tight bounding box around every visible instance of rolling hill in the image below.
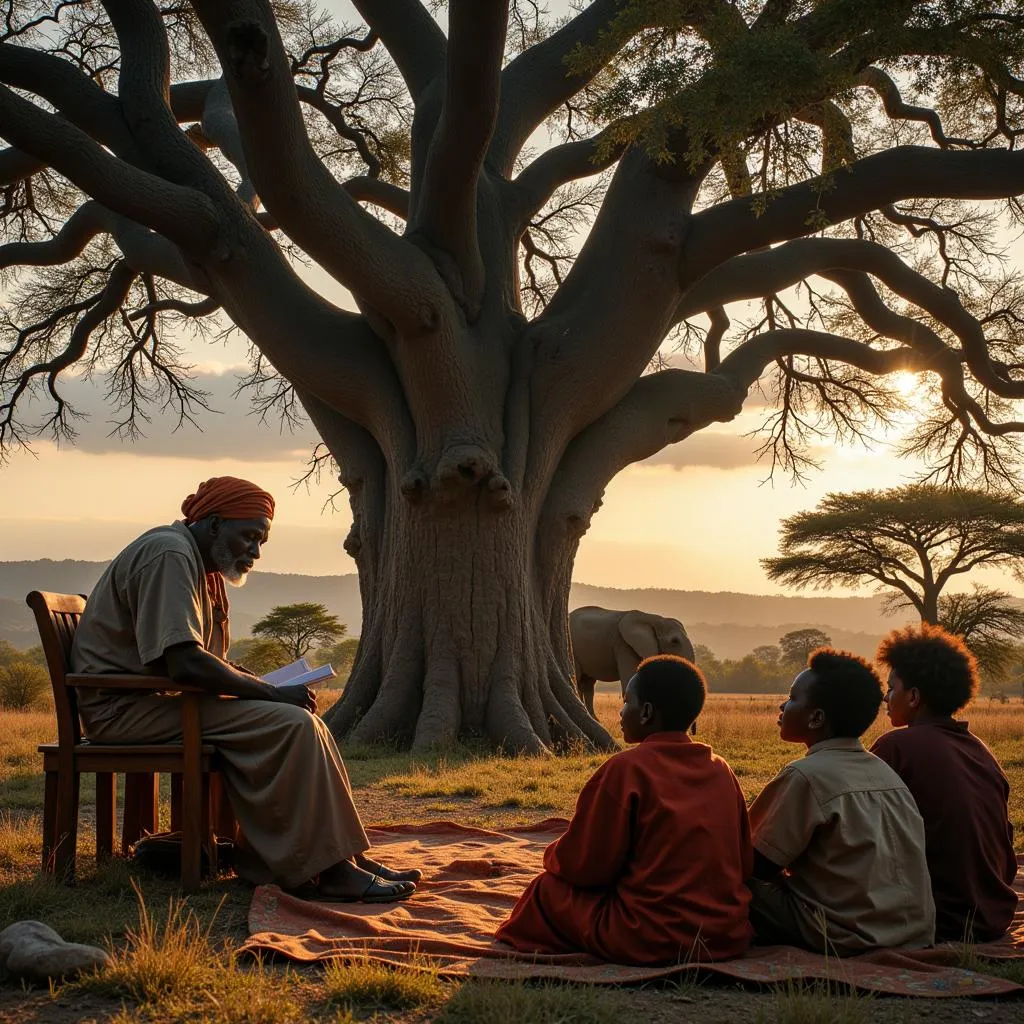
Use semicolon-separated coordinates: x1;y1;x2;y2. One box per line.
0;558;912;659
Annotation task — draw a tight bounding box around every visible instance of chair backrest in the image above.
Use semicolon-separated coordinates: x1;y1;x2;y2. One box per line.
25;591;87;746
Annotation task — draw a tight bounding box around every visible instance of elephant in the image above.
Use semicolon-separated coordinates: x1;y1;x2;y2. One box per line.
569;605;695;715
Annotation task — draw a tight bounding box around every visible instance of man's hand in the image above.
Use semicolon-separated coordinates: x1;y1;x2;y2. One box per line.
276;683;317;713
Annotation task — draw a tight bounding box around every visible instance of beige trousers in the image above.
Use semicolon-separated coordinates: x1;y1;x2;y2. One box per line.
81;694;369;888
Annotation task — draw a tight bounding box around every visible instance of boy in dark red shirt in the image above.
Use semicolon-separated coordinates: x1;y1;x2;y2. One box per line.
872;623;1018;942
496;655;753;965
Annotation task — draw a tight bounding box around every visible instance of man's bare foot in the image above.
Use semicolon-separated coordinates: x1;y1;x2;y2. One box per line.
356;852;423;883
315;858;416;903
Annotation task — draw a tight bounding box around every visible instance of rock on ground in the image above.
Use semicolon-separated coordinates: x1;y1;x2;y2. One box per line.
0;921;109;984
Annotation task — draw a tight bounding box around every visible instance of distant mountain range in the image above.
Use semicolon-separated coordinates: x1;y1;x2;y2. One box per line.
0;558;917;659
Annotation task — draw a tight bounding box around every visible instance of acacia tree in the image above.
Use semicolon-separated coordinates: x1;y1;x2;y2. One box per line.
253;601;346;660
764;485;1024;624
937;584;1024;676
9;3;1024;751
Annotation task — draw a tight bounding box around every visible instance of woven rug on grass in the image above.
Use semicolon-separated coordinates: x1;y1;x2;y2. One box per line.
241;820;1024;997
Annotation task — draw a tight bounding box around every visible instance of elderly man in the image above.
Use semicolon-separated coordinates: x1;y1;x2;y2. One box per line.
71;476;418;902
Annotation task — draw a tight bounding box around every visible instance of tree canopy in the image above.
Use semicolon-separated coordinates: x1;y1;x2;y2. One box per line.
763;484;1024;623
252;601;346;661
7;3;1024;751
778;627;833;666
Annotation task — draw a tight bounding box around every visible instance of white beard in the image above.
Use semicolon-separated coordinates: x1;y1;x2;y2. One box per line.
210;533;249;587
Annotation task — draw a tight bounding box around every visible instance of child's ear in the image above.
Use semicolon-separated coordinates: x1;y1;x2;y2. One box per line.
639;701;655;726
807;707;826;731
907;687;922;709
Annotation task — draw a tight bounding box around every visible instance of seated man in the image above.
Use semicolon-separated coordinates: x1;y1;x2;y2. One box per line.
71;476;418;902
496;655;753;965
872;624;1018;942
748;648;935;955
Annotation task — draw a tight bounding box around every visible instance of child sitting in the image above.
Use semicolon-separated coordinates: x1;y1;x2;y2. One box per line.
748;648;935;956
872;623;1018;942
495;655;753;965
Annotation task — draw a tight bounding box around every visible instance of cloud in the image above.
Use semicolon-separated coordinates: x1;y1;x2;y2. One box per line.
31;368;318;461
641;431;764;470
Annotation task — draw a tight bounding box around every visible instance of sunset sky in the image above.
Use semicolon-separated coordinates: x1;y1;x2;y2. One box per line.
3;1;1022;601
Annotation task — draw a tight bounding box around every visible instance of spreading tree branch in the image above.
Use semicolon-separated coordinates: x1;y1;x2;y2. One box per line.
0;81;221;254
684;147;1024;285
411;0;508;314
191;0;446;336
348;0;445;101
493;0;627;172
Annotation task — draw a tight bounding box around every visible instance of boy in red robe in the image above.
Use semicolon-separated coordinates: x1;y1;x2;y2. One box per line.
495;655;753;965
872;624;1018;942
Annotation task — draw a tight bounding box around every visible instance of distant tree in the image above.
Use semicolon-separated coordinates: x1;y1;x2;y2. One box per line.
0;660;49;710
937;585;1024;680
692;643;722;688
228;636;290;676
252;603;347;661
752;645;782;668
310;637;361;685
764;486;1024;624
779;628;832;667
0;640;19;668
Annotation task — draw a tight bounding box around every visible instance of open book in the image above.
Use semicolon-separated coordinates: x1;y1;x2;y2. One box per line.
261;657;336;689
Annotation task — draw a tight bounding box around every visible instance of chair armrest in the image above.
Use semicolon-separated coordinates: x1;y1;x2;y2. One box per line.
65;673;206;693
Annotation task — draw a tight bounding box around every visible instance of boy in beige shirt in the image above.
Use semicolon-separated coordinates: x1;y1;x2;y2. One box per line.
748;648;935;956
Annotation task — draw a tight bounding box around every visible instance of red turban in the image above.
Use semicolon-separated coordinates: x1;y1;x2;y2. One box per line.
180;477;274;654
181;476;275;524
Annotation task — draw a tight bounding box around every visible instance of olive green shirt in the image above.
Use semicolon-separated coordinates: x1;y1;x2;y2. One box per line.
71;522;224;724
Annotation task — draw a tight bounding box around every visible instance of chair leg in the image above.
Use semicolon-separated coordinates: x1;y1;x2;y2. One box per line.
95;772;116;863
41;770;58;873
181;697;202;892
122;772;159;855
202;774;215;878
53;770;80;883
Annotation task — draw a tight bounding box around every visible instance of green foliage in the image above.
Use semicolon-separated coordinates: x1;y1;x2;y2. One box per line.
941;584;1024;682
779;628;833;667
251;602;347;661
227;636;290;676
0;659;50;710
309;636;360;683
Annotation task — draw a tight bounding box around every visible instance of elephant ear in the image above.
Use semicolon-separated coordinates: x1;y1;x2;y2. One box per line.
654;619;695;662
619;612;659;661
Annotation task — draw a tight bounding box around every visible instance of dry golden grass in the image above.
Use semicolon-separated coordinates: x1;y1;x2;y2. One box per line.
0;694;1021;1023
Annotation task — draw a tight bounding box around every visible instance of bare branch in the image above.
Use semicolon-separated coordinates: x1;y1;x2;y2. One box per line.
512;132;625;227
348;0;445;100
0;41;139;159
0;82;221;254
856;67;979;149
0;260;137;451
718;329;931;393
0;200;108;270
684;147;1024;285
342;175;409;218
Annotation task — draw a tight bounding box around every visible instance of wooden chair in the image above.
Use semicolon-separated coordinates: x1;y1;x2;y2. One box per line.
27;590;224;891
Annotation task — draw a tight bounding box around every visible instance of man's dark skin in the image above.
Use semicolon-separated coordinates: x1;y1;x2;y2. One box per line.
750;669;834;882
158;513;420;899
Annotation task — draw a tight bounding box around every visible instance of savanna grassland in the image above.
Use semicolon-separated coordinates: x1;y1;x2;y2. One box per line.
1;692;1023;1024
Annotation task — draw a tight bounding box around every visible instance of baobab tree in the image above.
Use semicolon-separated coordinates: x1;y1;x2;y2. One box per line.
7;2;1024;752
